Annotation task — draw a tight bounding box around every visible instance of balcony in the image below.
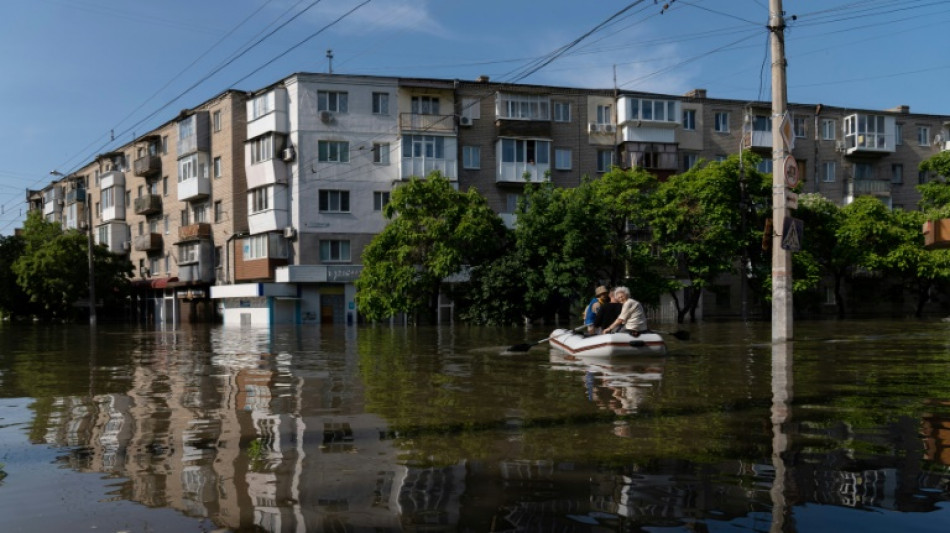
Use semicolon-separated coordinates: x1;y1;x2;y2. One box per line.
850;178;891;196
843;113;896;156
133;194;162;215
178;176;210;202
133;233;163;253
399;113;456;134
65;189;85;204
178;222;212;242
133;154;161;177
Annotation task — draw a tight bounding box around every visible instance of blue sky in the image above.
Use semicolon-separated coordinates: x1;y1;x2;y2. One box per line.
1;0;948;234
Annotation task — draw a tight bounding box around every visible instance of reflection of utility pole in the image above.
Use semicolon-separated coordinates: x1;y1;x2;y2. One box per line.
769;0;791;342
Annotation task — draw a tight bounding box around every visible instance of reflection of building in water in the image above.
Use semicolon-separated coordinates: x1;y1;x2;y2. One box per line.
922;405;950;467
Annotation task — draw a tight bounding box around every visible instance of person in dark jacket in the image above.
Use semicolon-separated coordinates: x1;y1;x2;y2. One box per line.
593;288;623;334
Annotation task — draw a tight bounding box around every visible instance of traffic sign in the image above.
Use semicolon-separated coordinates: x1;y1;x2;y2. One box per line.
781;217;803;252
779;113;795;152
784;155;799;188
786;190;798;209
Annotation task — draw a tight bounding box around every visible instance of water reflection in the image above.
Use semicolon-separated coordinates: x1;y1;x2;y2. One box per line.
1;321;950;531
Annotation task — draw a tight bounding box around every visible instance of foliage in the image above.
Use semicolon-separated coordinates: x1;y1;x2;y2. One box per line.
356;172;507;323
792;194;850;316
0;234;35;320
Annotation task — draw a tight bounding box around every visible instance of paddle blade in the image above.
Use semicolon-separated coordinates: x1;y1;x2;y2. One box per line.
507;343;534;352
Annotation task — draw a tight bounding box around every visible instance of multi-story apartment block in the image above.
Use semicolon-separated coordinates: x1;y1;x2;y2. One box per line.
31;73;950;324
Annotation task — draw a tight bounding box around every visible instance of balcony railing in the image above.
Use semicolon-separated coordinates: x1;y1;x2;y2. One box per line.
178;222;212;242
133;154;161;177
851;179;891;196
399;113;456;133
133;233;163;252
133;194;162;215
65;189;86;204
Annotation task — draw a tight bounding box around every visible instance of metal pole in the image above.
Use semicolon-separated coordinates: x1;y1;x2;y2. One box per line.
769;0;792;342
86;194;97;326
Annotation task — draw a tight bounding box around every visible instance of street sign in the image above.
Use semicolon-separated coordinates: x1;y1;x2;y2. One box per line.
784;155;799;188
781;217;803;252
786;190;798;209
779;113;795;152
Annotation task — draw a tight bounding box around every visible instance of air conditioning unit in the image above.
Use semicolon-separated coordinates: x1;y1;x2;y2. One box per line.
589;122;600;133
604;124;616;133
284;226;297;240
835;140;846;152
459;116;472;127
282;146;296;162
319;110;334;123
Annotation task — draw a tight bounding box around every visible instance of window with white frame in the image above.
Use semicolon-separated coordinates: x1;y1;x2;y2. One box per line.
596;104;612;125
214;201;223;223
682;153;698;170
97;225;109;246
497;93;550;120
148;217;159;234
822;161;836;182
179;242;199;263
596;149;613;173
178;117;194;142
250;135;275;164
250;187;269;213
627;97;677;122
181;208;190;226
101;187;115;209
193;203;208;223
554;148;572;170
403;135;445;159
918;126;930;146
319;190;350;213
213;156;222;178
213;110;221;132
372;92;390;115
318;140;349;163
505;193;522;213
462;146;480;169
372;143;390;165
896;124;903;145
891;163;903;184
411;96;440;115
553;101;571;122
178;153;208;181
715;112;730;132
373;191;390;211
318;90;348;112
682;109;696;130
320;240;350;262
793;117;806;138
149;256;161;275
249;92;275;120
821;119;836;140
501;139;550;165
243;234;267;260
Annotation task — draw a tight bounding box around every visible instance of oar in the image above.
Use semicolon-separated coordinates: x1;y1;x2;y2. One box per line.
657;329;690;340
507;325;585;352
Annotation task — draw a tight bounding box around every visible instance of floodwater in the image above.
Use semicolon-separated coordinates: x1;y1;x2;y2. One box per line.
1;320;949;532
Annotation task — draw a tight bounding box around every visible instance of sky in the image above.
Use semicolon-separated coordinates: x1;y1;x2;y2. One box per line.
1;0;948;235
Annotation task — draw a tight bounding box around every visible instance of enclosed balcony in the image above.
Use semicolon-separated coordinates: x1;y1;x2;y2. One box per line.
133;154;161;177
178;222;212;242
177;152;211;202
844;113;896;156
133;194;162;215
850;178;891;196
177;111;210;157
65;188;85;204
133;233;163;253
399;112;456;134
495;138;550;183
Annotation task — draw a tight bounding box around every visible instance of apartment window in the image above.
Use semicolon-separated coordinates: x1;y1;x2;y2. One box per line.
319;190;350;213
250;188;269;213
715;112;730;132
164;214;169;234
97;225;108;246
178;154;208;181
318;140;350;163
193;203;208;223
683;153;698;170
148;218;158;234
596;104;612;125
161;135;168;154
821;119;836;140
162;176;168;196
501;139;550;165
101;187;115;209
757;159;773;174
896;124;903;145
890;164;903;184
628;142;677;170
918;126;930;146
138;221;144;236
497;93;550;120
854;163;875;180
214;200;223;223
212;110;221;132
243;235;267;260
596;149;614;173
372;92;390;115
553;101;571;122
250;135;275;164
403;135;445;159
317;90;348;112
320;240;351;262
180;208;190;226
460;97;481;121
178;117;195;142
149;257;161;275
373;191;390;211
919;171;929;184
505;194;522;214
462;146;480;169
213;156;222;178
793;117;806;138
179;242;199;264
682;109;696;130
554;148;572;170
372;143;390;165
626;97;676;122
752;115;771;132
411;96;440;115
164;254;169;273
822;161;836;182
250;92;275;120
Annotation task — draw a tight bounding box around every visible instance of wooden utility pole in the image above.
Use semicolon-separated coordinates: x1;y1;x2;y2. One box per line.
770;0;791;342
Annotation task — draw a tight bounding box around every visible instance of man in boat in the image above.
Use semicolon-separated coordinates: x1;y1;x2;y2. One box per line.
603;286;647;336
584;286;610;334
592;288;623;333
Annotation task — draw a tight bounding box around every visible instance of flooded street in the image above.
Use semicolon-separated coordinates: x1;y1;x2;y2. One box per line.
1;320;949;532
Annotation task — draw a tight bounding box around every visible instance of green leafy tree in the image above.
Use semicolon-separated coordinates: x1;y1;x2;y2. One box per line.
0;233;35;320
879;208;950;317
792;193;854;317
356;172;506;323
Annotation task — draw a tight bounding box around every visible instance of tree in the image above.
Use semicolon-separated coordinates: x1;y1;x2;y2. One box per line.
0;233;35;320
878;208;950;317
356;172;506;323
793;193;853;317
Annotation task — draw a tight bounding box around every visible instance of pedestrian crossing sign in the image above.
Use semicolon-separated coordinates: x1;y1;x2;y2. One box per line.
781;217;803;252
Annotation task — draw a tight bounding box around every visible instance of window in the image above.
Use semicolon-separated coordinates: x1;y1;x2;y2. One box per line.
372;92;389;115
553;101;571;122
682;153;698;170
214;200;223;222
462;146;480;169
854;163;874;180
821;119;836;140
164;214;169;234
319;190;350;212
250;135;275;164
243;235;267;260
682;109;696;130
101;187;115;209
162;176;168;196
213;156;222;178
318;140;350;163
554;148;572;170
757;159;773;174
715;112;730;132
793;117;806;138
411;96;440;115
596;104;612;125
178;116;194;141
317;90;348;112
161;135;168;154
148;218;158;234
626;97;676;122
372;143;390;165
181;208;190;226
193;203;207;223
497;93;550;120
250;188;269;213
596;150;614;173
500;139;550;164
213;110;221;132
919;171;929;184
460;97;481;121
505;194;522;213
138;221;143;236
822;161;836;182
845;114;888;150
628;142;677;170
214;247;222;269
178;154;208;181
752;115;771;132
891;164;903;184
896;124;903;145
918;126;930;146
126;190;131;207
250;92;275;120
373;191;390;211
180;242;199;263
403;135;445;159
320;240;351;262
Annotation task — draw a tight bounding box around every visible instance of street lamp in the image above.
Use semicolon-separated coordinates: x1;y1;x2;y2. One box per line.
51;170;96;326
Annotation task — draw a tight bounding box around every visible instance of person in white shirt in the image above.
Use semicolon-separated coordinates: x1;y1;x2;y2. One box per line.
604;286;647;336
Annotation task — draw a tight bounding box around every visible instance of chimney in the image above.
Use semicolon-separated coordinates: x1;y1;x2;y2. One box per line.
476;75;490;83
684;88;707;99
887;105;910;114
